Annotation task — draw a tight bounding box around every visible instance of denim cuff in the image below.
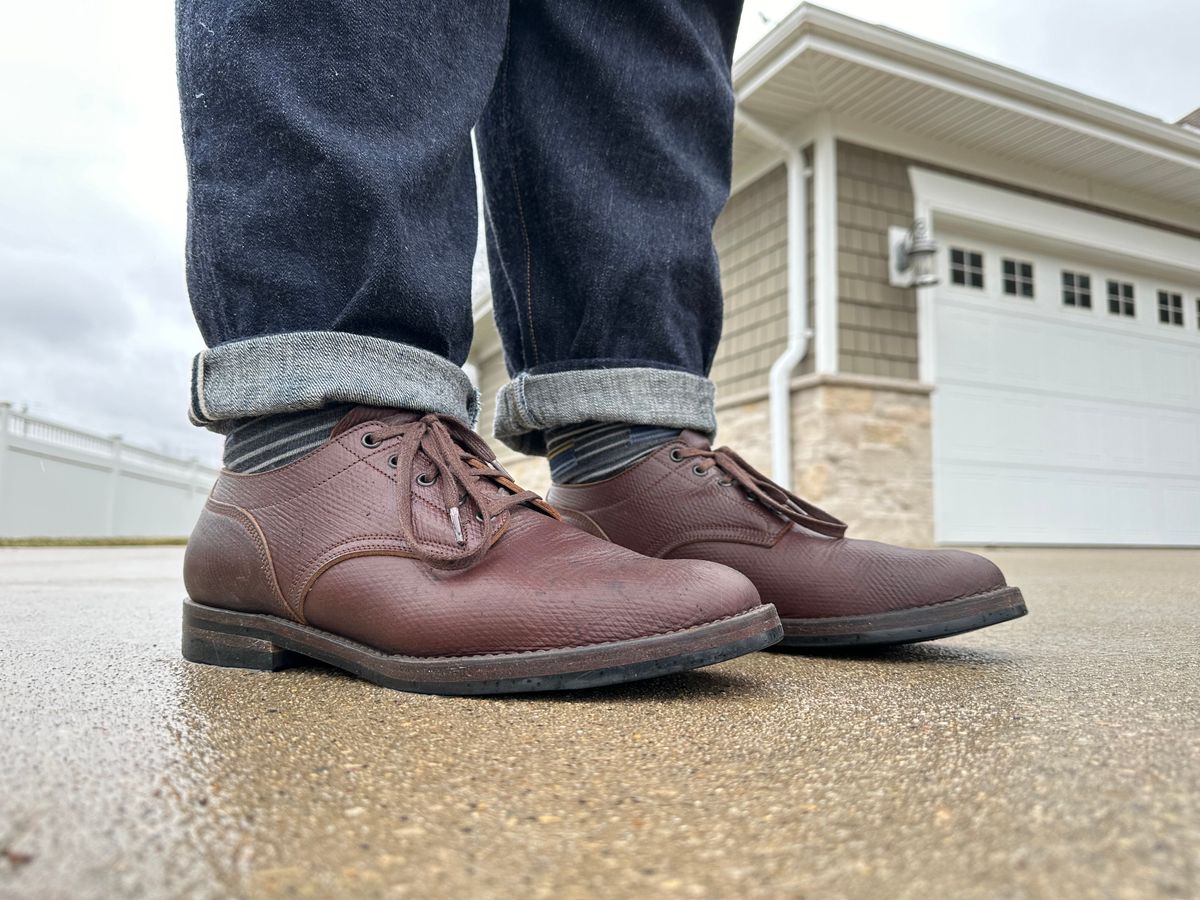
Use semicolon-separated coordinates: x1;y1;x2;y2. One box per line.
493;367;717;455
189;331;479;433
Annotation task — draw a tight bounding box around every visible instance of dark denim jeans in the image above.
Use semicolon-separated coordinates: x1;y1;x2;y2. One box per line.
178;0;742;452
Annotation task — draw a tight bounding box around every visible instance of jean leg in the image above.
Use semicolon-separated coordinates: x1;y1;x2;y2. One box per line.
178;0;508;428
476;0;743;453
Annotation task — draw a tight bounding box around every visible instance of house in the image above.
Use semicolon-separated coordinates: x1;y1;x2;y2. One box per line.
468;3;1200;547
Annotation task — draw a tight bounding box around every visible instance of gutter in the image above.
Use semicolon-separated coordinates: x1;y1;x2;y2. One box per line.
734;112;810;490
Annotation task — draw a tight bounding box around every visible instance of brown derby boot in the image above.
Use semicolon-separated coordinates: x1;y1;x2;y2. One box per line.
547;430;1026;648
182;409;780;694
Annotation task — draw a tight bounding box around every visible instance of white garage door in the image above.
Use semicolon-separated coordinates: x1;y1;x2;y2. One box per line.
933;236;1200;545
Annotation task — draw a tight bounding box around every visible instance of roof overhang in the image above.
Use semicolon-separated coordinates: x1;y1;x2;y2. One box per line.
732;4;1200;226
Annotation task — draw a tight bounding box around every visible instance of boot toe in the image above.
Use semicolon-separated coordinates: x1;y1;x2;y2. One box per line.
654;558;764;625
852;542;1009;614
905;547;1007;610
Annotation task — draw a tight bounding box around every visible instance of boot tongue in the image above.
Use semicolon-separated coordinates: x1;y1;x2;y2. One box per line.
677;429;714;450
330;405;424;437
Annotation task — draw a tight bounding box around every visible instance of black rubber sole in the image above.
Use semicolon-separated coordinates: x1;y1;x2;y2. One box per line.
774;586;1026;648
182;598;783;695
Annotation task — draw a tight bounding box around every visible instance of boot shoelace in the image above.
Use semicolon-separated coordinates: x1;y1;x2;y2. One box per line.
671;444;847;538
363;414;559;569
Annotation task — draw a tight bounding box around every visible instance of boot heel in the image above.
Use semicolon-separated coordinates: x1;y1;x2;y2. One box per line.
182;603;296;671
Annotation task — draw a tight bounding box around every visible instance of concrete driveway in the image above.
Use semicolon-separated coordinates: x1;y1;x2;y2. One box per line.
1;547;1197;898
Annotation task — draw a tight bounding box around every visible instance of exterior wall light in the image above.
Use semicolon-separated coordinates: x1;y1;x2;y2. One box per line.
888;219;940;287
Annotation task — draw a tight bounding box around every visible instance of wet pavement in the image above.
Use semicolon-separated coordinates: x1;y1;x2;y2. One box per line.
1;546;1197;899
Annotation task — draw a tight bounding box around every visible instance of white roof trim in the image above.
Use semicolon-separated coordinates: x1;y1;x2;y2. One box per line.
729;1;1200;217
734;3;1200;172
804;36;1200;173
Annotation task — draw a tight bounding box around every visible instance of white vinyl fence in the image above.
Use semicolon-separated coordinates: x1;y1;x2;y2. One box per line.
0;403;219;539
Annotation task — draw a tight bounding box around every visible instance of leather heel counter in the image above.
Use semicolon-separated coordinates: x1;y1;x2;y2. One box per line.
184;503;292;620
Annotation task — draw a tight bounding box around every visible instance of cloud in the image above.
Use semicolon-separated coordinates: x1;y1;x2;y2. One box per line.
0;0;216;463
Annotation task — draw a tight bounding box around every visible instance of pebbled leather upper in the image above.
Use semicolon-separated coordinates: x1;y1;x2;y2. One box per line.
183;409;762;655
547;431;1007;620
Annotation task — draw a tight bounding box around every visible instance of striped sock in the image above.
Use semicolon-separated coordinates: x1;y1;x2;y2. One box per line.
546;421;680;485
222;405;353;473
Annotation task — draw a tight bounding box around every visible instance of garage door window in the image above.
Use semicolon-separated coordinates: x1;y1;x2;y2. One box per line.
1158;291;1183;326
1002;259;1034;297
950;248;984;288
1107;280;1135;317
1062;271;1091;308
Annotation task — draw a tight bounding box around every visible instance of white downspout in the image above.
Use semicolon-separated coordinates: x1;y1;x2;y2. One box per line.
735;112;809;490
811;113;839;375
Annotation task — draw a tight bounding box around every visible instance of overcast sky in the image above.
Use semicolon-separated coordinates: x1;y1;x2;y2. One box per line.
1;1;1196;465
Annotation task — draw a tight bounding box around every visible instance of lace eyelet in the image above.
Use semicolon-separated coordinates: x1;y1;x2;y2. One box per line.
416;472;437;486
692;465;707;477
475;510;485;523
669;449;683;462
361;432;381;449
387;454;398;468
718;479;733;487
745;493;757;502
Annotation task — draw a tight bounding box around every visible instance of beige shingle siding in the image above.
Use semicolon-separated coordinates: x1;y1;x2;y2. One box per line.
711;163;796;398
836;142;919;381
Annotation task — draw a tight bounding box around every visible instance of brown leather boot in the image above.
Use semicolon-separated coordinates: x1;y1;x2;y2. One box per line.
182;409;780;694
547;430;1026;648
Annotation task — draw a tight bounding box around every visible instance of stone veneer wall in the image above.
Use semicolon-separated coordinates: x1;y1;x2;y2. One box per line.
495;377;933;548
704;382;932;547
787;379;933;547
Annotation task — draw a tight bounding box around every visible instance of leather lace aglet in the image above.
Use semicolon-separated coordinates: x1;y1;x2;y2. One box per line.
449;505;465;545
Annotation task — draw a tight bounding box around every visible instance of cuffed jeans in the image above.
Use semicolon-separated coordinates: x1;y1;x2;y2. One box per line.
178;0;741;453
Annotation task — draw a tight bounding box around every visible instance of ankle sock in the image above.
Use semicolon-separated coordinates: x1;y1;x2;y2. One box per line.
223;404;353;473
546;421;680;484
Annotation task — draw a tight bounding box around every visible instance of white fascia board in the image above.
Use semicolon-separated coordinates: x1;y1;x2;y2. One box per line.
909;168;1200;280
730;118;815;195
734;5;1200;167
805;7;1197;152
734;4;814;87
731;151;787;196
804;35;1200;174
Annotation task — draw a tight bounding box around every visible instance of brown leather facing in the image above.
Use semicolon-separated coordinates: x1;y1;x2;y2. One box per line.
183;410;762;656
547;432;1008;620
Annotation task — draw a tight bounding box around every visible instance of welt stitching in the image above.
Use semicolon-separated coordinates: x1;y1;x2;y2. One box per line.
241;608;752;660
424;611;748;658
946;584;1010;603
